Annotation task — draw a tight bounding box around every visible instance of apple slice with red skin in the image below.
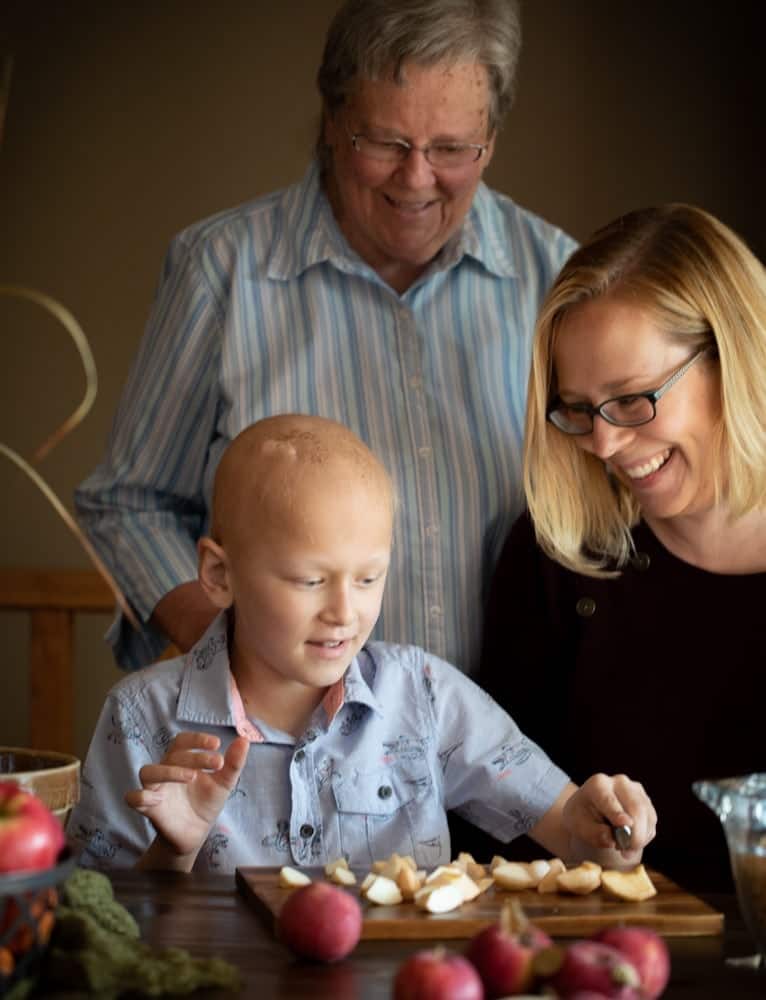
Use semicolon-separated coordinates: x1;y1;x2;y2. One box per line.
466;897;553;997
393;948;484;1000
0;781;65;874
592;926;670;999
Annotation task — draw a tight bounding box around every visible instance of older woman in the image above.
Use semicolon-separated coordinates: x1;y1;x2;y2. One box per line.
480;204;766;891
76;0;574;674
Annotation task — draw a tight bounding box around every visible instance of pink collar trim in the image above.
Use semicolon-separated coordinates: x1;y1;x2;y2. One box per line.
229;673;266;743
229;673;346;741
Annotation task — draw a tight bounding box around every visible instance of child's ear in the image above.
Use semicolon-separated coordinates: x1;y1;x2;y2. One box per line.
198;537;234;609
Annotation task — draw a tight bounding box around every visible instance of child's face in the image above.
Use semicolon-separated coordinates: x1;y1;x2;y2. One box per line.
222;474;392;692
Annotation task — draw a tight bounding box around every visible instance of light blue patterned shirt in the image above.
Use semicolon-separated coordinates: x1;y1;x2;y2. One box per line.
75;162;576;671
67;614;570;873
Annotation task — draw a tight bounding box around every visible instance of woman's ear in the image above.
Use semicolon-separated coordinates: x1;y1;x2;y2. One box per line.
198;537;234;609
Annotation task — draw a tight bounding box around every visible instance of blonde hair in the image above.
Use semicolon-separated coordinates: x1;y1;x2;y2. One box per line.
524;204;766;576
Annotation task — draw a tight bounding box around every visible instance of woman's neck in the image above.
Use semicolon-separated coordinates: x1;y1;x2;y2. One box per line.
644;505;766;574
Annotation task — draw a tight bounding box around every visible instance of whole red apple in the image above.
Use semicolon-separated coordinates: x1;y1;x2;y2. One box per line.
276;881;362;961
393;948;484;1000
466;899;552;997
0;781;65;874
592;926;670;999
550;940;641;998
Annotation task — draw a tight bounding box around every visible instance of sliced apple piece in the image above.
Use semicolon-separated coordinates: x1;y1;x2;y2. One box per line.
453;852;487;880
475;876;495;896
359;871;377;896
556;861;602;895
329;866;357;886
279;865;312;888
601;864;658;902
372;853;399;879
364;874;403;906
466;860;488;881
397;864;424;900
453;852;489;881
324;857;349;878
526;859;552;886
537;858;566;893
423;865;478;899
414;882;463;914
425;864;462;884
490;854;510;872
493;861;537;891
430;870;481;902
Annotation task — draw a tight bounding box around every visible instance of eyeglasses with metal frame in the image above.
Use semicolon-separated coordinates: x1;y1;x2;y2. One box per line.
349;133;489;168
547;348;709;435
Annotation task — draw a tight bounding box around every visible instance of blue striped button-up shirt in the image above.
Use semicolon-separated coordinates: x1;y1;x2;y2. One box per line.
75;161;576;671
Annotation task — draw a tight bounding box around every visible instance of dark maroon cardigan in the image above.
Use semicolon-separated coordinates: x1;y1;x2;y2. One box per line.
474;512;764;892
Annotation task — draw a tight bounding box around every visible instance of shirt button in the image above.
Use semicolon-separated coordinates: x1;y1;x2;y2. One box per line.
377;785;393;800
305;730;317;742
418;446;432;458
294;750;306;763
425;523;439;538
576;597;597;617
409;375;423;389
299;824;314;839
429;605;443;618
632;552;651;571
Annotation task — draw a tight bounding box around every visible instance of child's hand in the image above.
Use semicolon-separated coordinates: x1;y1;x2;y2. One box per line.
562;773;657;866
126;732;249;859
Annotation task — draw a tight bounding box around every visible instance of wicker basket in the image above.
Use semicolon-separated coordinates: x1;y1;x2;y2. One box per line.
0;846;76;992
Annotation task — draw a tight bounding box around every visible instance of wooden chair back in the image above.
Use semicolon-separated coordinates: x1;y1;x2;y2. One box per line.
0;568;114;755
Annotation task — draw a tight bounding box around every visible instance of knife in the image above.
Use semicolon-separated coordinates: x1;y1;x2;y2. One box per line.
611;823;632;851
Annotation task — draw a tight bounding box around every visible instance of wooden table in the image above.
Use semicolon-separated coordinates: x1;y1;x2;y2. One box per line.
104;870;766;999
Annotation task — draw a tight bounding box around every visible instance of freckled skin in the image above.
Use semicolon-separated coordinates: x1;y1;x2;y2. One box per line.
323;61;495;293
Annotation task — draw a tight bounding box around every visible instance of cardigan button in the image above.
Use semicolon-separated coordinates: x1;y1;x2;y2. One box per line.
576;597;596;617
632;552;651;571
299;824;314;839
377;785;393;800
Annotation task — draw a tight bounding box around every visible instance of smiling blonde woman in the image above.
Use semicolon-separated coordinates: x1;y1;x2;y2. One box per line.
479;204;766;893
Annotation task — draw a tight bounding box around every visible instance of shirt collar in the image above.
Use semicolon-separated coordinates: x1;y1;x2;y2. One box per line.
177;613;384;741
265;163;517;283
454;181;518;278
176;613;237;728
265;161;363;281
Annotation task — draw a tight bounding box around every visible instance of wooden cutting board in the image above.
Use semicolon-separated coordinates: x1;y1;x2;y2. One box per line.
236;866;723;939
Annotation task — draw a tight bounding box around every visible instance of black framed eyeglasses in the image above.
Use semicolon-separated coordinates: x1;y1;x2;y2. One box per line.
547;349;708;435
350;133;488;168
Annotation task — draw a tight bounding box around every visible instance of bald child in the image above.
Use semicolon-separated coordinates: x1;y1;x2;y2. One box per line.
68;415;656;873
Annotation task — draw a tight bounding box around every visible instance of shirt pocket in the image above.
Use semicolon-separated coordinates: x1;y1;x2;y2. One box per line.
331;766;445;868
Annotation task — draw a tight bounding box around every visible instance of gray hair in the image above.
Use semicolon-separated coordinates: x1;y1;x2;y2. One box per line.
317;0;522;134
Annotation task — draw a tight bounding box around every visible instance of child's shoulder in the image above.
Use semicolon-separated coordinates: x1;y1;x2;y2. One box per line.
360;641;472;691
106;652;187;705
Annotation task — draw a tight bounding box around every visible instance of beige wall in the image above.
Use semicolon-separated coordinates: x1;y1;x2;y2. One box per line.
1;1;764;759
